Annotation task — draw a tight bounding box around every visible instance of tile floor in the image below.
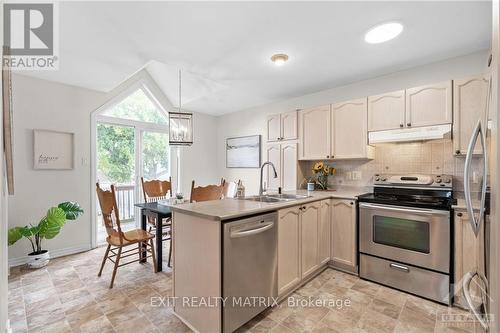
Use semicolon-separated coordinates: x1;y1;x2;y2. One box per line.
8;245;478;333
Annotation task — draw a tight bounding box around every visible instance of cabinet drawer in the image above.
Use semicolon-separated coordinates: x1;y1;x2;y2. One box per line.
360;254;450;304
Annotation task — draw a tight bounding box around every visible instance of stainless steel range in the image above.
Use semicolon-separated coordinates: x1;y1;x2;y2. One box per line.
358;174;453;304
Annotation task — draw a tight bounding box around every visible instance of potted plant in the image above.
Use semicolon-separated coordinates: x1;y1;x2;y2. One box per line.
8;202;84;268
312;161;336;190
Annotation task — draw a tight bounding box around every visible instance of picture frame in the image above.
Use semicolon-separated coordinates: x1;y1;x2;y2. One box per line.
2;46;14;194
33;129;75;170
226;135;261;168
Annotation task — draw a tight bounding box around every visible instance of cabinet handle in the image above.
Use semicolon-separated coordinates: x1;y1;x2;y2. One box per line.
400;124;404;128
455;150;461;155
407;123;412;127
326;155;330;158
350;202;354;205
457;212;463;217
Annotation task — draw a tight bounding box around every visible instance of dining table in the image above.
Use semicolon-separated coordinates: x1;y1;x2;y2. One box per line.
134;201;172;272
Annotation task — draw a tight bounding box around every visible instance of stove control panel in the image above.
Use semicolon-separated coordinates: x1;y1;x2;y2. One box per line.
373;174;453;188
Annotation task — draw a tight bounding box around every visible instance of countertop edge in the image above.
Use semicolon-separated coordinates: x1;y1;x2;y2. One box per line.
170;192;365;221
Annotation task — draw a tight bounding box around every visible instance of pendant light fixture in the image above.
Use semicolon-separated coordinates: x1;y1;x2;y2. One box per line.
169;70;193;146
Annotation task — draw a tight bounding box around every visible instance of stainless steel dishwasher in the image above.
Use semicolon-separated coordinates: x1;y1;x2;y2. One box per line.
223;212;277;333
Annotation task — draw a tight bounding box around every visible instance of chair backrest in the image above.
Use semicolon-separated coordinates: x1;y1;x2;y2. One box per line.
96;183;123;240
141;177;172;203
190;180;225;203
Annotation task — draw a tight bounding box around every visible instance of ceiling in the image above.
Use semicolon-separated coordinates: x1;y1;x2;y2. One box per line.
20;1;491;115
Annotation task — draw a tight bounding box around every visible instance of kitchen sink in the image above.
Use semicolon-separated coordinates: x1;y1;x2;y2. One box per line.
240;194;310;203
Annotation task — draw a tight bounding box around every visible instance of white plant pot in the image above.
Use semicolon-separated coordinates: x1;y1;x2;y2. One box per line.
27;250;50;269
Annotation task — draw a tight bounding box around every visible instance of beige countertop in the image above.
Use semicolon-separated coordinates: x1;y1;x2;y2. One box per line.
170;188;370;221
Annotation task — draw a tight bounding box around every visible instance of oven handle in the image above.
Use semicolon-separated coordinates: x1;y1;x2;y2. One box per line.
359;203;450;216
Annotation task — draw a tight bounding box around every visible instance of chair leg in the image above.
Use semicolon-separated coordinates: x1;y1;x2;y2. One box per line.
149;239;158;273
98;244;111;277
109;247;122;289
168;237;172;268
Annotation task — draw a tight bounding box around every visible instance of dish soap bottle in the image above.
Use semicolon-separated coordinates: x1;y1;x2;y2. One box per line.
236;180;245;198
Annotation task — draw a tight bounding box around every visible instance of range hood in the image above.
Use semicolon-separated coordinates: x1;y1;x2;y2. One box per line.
368;124;452;144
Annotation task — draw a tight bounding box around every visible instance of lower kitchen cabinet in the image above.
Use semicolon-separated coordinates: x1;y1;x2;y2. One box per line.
454;210;485;309
319;199;331;265
277;206;301;296
301;202;321;278
331;199;357;273
277;200;327;297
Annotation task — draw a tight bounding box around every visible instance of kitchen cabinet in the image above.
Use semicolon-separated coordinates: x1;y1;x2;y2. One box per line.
332;98;374;159
299;105;331;160
331;199;357;273
405;81;452;128
277;206;301;296
453;74;490;156
301;202;321;278
267;114;281;142
267;111;298;142
318;200;331;265
265;143;297;191
454;210;485;309
367;90;405;131
265;144;281;190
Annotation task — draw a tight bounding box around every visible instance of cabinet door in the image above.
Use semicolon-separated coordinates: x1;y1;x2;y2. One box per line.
454;211;485;308
301;202;320;278
281;143;297;191
278;207;301;296
281;111;298;141
331;199;357;271
331;98;369;159
267;114;281;142
318;200;331;265
299;105;331;160
265;144;281;191
453;75;490;155
405;81;452;127
367;90;405;131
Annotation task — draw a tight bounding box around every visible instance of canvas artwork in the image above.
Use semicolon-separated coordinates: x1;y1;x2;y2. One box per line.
226;135;261;168
33;129;75;170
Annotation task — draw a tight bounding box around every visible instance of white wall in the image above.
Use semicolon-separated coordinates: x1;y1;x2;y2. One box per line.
217;50;491;195
8;74;219;263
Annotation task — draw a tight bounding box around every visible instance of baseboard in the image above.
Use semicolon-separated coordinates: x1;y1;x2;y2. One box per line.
8;244;92;268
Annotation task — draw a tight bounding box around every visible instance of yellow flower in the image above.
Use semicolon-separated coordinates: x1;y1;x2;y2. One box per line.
313;162;324;172
324;166;330;174
330;167;336;175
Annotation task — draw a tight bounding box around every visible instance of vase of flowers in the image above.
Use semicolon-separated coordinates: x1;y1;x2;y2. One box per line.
312;161;336;190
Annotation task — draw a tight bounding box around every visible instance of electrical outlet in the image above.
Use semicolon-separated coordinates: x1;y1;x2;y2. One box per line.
345;171;352;180
472;171;479;184
352;171;362;181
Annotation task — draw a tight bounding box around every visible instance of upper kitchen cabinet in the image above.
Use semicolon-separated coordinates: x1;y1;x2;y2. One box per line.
332;98;374;160
405;81;452;128
266;111;298;142
265;143;298;191
299;105;331;160
367;90;405;131
266;114;281;142
453;74;490;156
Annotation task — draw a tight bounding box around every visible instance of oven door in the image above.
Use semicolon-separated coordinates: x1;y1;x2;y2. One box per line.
359;203;450;273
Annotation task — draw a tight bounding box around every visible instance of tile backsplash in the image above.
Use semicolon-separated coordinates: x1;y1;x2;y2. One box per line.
299;139;485;191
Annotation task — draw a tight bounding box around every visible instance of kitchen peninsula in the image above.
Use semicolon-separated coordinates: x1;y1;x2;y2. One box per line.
170;189;367;333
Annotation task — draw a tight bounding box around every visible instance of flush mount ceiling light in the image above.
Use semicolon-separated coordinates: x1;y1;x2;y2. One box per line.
271;53;289;66
364;22;404;44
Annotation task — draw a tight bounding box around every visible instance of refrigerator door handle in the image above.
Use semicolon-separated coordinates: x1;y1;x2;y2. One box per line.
462;270;489;330
464;119;488;237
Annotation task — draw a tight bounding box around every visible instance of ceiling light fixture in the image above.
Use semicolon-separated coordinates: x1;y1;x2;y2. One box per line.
364;22;403;44
271;53;289;66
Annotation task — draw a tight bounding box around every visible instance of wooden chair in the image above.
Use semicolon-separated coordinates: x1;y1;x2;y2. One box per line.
190;180;225;203
96;183;157;288
141;176;173;267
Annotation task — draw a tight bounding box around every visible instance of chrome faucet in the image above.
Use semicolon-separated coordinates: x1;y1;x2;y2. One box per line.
259;162;278;196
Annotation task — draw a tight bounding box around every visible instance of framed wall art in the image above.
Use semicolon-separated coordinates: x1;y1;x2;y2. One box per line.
33;129;75;170
226;135;261;168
